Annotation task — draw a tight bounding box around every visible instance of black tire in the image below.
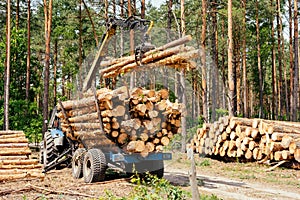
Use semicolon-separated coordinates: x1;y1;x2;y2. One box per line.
135;160;164;178
83;149;107;183
72;148;86;179
43;132;56;166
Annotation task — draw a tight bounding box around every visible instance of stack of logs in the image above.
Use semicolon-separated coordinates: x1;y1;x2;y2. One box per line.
189;116;300;167
57;86;182;157
0;131;44;182
99;35;198;79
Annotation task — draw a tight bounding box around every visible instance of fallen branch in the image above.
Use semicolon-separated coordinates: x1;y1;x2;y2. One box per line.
85;177;131;185
264;160;286;172
0;187;32;196
27;183;97;198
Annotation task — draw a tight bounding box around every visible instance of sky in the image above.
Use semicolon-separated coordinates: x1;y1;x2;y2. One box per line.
148;0;165;8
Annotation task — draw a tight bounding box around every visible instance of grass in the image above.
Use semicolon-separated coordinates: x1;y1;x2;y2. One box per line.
170;153;299;188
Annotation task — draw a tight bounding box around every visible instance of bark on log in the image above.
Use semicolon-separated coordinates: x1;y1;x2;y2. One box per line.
0;138;28;144
0;133;25;139
0;148;31;156
100;35;193;76
0;131;24;135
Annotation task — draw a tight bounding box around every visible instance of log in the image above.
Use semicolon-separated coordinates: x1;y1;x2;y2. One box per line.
289;140;300;154
245;149;253;160
58;86;128;110
281;150;292;160
145;142;155;152
274;151;283;161
263;121;300;134
127;140;146;153
0;148;31;156
294;148;300;162
281;135;294;149
271;132;299;141
101;35;193;76
111;131;119;138
270;141;284;152
236;148;244;157
0;138;28;144
157;89;169;100
112;105;126;117
0;131;24;135
117;133;128;145
0;172;44;181
161;136;170;146
70;123;101;131
67;106;97;118
0;143;28;148
0;133;25;139
0;159;39;165
229;117;256;129
0;168;43;175
139;132;149;142
0;164;42;169
0;155;28;160
68;112;98;123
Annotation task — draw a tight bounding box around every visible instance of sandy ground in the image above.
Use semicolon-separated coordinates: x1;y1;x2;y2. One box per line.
0;153;299;199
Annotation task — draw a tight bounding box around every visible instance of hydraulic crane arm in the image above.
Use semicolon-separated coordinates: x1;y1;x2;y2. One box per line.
82;16;154;92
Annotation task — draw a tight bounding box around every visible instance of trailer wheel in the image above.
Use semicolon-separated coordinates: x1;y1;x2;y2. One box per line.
83;149;107;183
43;131;56;166
72;148;86;179
135;160;164;178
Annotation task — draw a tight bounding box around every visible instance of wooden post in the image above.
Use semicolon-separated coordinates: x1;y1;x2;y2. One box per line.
187;147;200;199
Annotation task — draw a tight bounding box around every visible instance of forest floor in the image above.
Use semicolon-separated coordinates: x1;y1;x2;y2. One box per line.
0;152;299;200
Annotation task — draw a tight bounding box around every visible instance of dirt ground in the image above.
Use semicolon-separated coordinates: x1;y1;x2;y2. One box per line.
0;153;299;200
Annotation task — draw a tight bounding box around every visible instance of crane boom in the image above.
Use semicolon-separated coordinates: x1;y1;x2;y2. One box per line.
82;16;153;92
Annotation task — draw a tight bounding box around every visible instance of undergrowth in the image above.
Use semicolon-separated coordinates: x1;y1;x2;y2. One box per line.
99;173;221;200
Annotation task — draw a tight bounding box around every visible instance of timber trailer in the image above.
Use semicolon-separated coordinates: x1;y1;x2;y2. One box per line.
40;16;173;183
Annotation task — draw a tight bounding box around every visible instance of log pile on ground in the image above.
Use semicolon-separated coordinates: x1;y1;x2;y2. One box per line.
189;116;300;168
57;86;182;157
99;35;198;78
0;131;44;182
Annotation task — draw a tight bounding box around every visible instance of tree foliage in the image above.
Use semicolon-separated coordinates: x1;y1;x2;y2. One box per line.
0;0;299;142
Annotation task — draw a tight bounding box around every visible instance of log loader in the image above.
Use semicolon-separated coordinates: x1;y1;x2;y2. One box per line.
40;16;173;183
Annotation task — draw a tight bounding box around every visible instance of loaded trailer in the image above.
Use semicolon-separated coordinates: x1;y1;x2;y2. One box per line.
40;16;198;183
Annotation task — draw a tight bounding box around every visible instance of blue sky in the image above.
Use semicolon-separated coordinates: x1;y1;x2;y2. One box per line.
149;0;165;8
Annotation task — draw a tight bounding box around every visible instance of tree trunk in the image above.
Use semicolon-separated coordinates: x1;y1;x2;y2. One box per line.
180;0;187;153
164;0;173;89
228;0;235;117
53;40;58;105
42;0;53;136
4;0;11;130
211;0;218;122
26;0;31;101
256;0;263;118
78;0;83;93
279;2;289;120
271;0;277;120
293;0;299;121
276;0;283;119
201;0;208;122
221;19;226;110
141;0;145;18
120;0;124;56
16;0;19;29
242;0;248;118
128;0;136;89
288;0;293;121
